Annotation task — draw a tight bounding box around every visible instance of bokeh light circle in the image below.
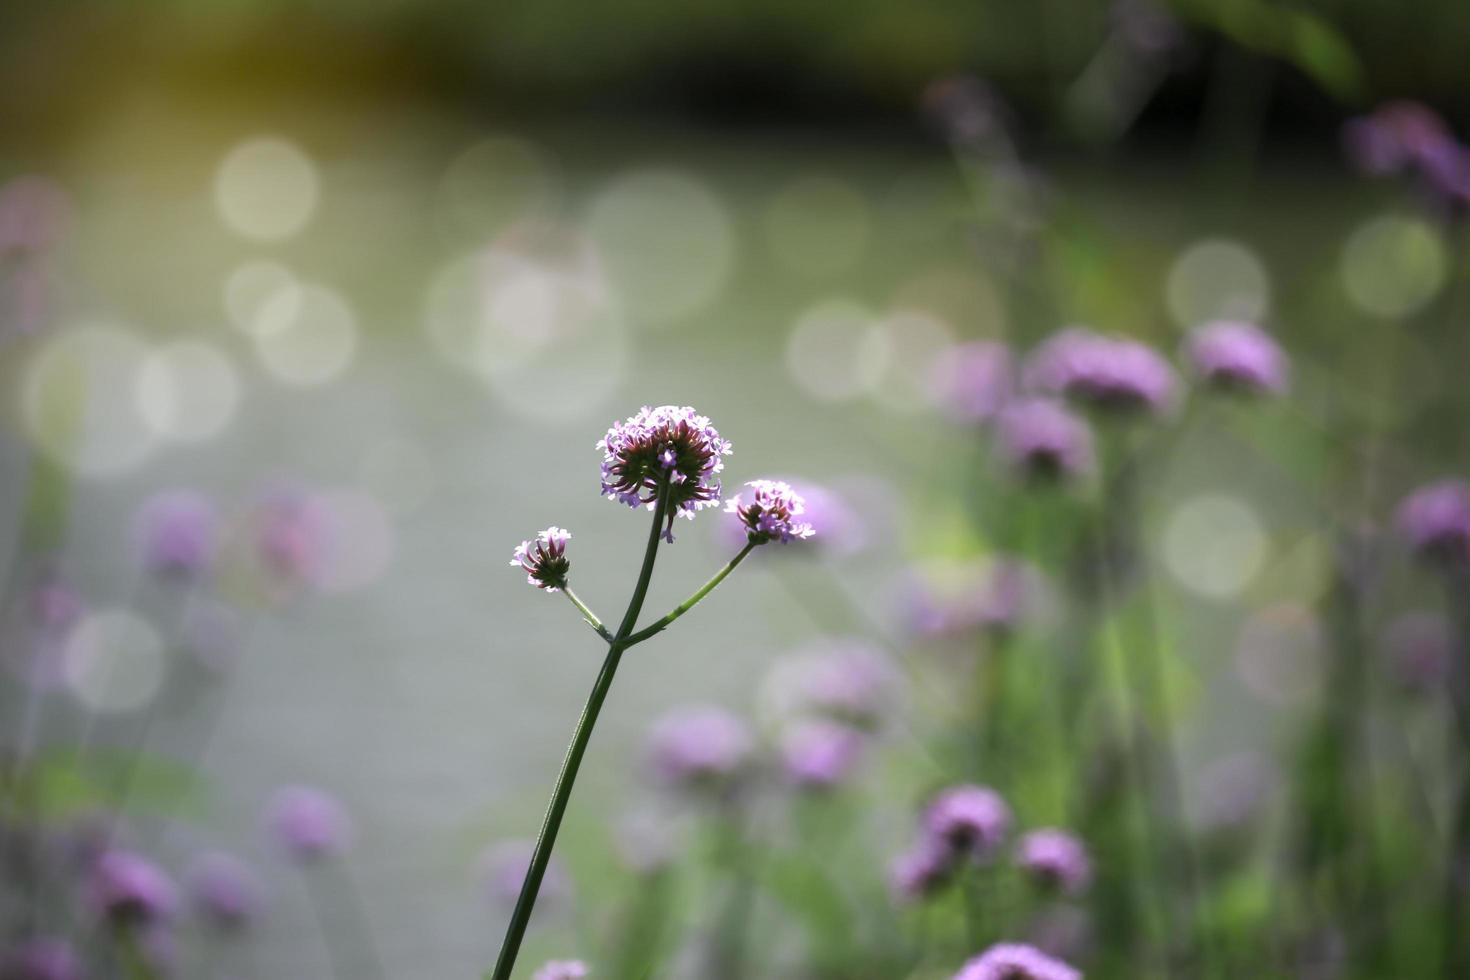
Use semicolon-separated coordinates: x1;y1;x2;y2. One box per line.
214;137;320;242
224;261;298;333
785;299;889;402
1166;239;1270;328
1163;494;1267;599
62;608;166;714
584;169;734;326
251;283;357;386
1340;214;1446;318
135;340;241;443
23;323;157;477
763;176;872;278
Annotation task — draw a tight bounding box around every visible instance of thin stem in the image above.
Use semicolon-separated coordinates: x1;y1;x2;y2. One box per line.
623;542;757;647
562;587;611;642
490;483;671;980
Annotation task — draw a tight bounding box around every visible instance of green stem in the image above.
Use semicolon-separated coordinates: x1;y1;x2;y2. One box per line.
490;483;671;980
623;542;757;647
562;587;611;642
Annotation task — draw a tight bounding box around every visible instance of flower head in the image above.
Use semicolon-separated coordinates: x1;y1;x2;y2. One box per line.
511;527;572;591
925;785;1012;858
1396;479;1470;564
646;705;753;791
780;719;867;791
186;851;264;931
598;405;731;541
135;490;218;580
1026;328;1177;414
1016;829;1092;896
533;961;588;980
930;340;1014;423
725;480;814;545
889;838;956;903
89;851;178;929
996;399;1094;482
255;488;331;588
0;938;83;980
1185;321;1288;396
952;942;1081;980
265;786;353;863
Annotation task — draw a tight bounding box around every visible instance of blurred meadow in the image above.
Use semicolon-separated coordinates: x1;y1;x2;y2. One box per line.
3;1;1470;978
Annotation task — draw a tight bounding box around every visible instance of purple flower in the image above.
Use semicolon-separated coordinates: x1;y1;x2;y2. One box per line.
89;851;178;929
996;399;1094;482
1016;829;1092;896
1184;321;1289;396
598;405;731;542
1344;102;1451;177
1025;328;1177;414
186;851;264;930
646;705;753;790
780;719;867;791
265;786;353;863
901;559;1041;638
0;938;83;980
930;340;1014;423
925;785;1012;858
1396;479;1470;564
255;489;331;587
482;839;572;907
767;640;896;730
510;527;572;591
952;942;1081;980
135;490;218;580
889;838;956;903
715;479;862;556
533;961;588;980
1381;612;1452;693
725;480;815;545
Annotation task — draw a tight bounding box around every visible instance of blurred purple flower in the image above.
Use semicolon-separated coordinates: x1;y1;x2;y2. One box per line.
925;785;1012;858
1396;479;1470;564
901;560;1041;639
135;490;218;580
1185;321;1289;396
255;489;331;588
646;705;753;791
715;479;863;556
186;851;264;931
0;938;82;980
265;786;353;863
1344;102;1452;176
482;839;572;907
930;340;1014;423
598;405;731;542
533;961;588;980
510;527;572;591
725;480;814;545
773;640;897;730
89;851;178;929
889;837;955;903
1025;327;1177;415
953;942;1081;980
779;719;867;791
1380;612;1452;693
1016;829;1092;896
996;399;1095;482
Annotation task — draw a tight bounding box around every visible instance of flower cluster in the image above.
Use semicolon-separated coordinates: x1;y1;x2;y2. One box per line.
996;399;1094;482
134;490;219;580
1396;480;1470;565
891;784;1012;901
533;961;588;980
725;479;814;544
1184;320;1289;396
185;852;264;931
952;942;1081;980
88;851;178;929
510;527;572;591
266;785;353;864
646;705;753;792
1016;828;1092;896
1025;327;1178;414
598;405;731;541
1344;101;1470;210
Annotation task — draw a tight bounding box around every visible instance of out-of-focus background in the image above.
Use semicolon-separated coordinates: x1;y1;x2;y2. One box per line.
3;1;1469;978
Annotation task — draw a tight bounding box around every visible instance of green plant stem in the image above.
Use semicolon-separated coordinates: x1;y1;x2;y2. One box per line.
562;587;611;642
490;483;671;980
623;542;757;647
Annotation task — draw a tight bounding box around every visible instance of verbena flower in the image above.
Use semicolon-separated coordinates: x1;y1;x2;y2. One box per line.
255;488;330;588
646;705;753;791
931;340;1014;423
716;479;859;555
952;942;1081;980
89;851;178;929
1185;320;1289;396
924;785;1012;858
1025;327;1177;414
1396;479;1470;564
598;405;731;542
996;399;1094;482
889;838;956;903
135;490;218;580
265;786;353;863
0;937;83;980
1016;829;1092;896
726;480;815;545
1343;101;1470;210
532;961;588;980
510;527;572;591
773;640;897;731
779;719;867;791
186;852;264;931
